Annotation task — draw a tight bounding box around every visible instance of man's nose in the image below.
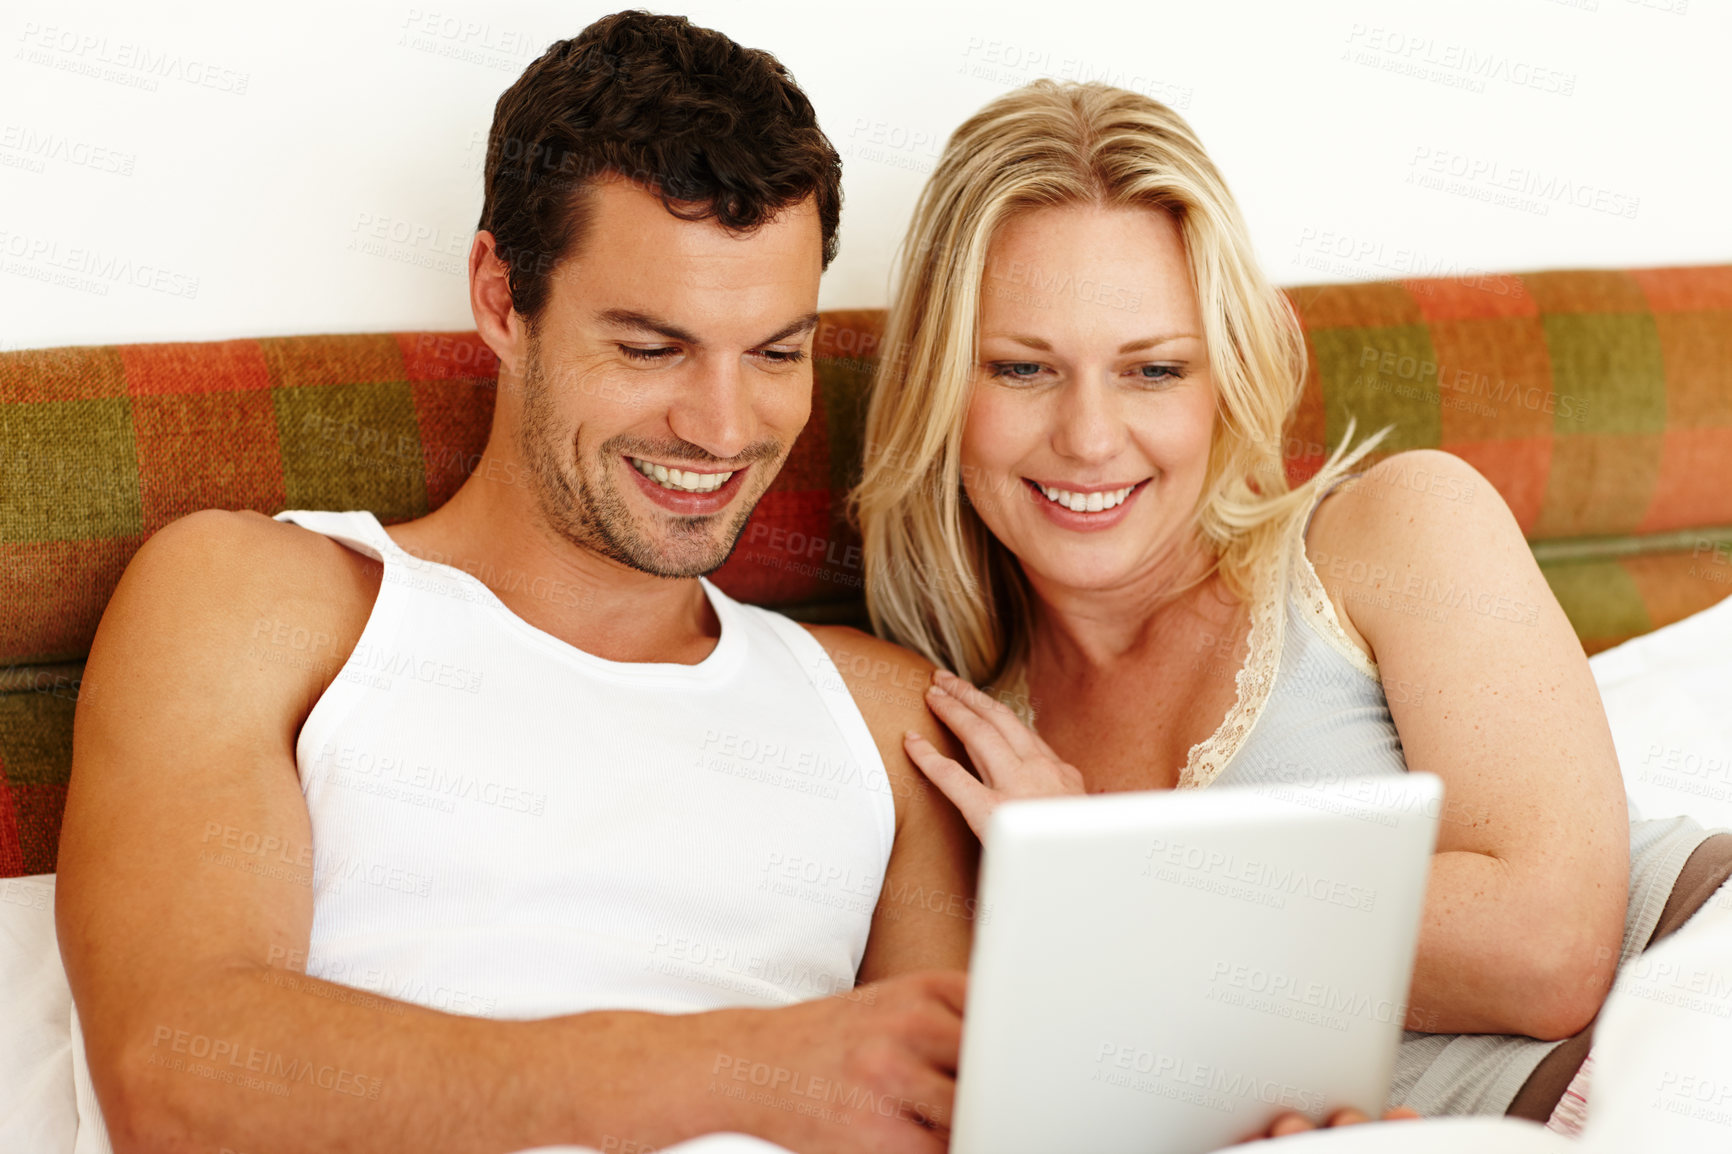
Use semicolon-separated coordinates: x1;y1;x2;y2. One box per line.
667;355;754;461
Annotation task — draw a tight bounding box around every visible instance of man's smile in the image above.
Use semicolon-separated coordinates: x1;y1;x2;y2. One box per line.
623;454;750;513
628;455;739;493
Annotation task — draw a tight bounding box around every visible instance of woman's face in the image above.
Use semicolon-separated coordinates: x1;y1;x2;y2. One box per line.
960;203;1218;596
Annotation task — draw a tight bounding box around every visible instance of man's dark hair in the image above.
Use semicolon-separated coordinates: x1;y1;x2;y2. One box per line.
478;10;842;325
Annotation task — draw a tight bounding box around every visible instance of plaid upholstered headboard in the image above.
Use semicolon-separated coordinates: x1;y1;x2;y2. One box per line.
3;266;1731;876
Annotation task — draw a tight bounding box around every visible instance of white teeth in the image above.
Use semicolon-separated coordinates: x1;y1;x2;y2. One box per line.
1037;482;1137;513
631;457;735;493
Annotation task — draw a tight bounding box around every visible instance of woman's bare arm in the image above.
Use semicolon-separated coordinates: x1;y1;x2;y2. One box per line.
1306;450;1628;1040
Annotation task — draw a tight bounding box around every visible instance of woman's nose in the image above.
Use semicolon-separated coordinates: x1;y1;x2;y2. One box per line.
1050;376;1126;463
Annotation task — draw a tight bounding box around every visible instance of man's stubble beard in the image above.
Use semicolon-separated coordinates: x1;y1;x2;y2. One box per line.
516;337;781;580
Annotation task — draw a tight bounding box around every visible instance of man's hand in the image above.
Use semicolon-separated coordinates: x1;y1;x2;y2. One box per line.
703;971;966;1154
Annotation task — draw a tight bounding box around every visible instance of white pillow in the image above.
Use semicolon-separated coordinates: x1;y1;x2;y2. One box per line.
1210;881;1732;1152
1589;591;1732;830
1580;875;1732;1150
0;874;77;1154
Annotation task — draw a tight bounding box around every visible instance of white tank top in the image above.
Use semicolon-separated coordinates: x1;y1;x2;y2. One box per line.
272;510;895;1020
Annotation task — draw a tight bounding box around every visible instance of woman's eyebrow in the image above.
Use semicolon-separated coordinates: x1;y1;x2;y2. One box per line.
1117;333;1202;353
990;334;1054;351
982;333;1202;353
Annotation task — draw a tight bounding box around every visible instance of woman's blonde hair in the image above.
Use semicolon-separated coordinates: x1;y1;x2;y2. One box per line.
850;80;1386;693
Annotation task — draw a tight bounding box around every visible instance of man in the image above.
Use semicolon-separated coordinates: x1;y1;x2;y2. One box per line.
56;13;975;1154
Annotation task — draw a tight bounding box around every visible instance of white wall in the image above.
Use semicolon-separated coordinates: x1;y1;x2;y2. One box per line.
2;0;1727;349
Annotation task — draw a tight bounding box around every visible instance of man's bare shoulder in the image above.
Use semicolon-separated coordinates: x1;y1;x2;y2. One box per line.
800;625;960;830
803;625;937;722
123;508;379;610
92;509;383;707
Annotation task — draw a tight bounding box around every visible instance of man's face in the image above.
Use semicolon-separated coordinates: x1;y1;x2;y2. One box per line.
515;176;822;578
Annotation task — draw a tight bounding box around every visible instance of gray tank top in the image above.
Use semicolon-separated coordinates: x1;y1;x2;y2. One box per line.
1188;475;1714;1116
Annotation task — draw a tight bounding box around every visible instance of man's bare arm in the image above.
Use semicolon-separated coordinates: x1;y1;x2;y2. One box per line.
810;629;979;981
58;511;960;1154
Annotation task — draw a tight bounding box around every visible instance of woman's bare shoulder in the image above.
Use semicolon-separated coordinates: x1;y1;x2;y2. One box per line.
1301;450;1533;653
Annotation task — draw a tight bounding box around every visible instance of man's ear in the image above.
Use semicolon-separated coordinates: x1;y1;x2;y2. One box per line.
469;231;523;375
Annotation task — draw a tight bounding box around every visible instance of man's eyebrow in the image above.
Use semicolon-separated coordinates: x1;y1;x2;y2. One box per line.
594;309;821;348
758;312;821;346
596;309;699;344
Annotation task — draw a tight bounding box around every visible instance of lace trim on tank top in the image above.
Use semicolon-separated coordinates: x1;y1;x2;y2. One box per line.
1290;494;1381;682
1178;474;1381;790
1006;473;1382;789
1175;534;1287;791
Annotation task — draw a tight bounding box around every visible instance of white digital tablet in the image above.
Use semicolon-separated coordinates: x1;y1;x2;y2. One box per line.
950;772;1443;1154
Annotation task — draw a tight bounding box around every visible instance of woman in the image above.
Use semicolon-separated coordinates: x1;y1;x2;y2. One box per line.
851;80;1732;1130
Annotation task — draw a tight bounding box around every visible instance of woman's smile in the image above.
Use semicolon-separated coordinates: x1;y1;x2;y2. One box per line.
1023;476;1151;530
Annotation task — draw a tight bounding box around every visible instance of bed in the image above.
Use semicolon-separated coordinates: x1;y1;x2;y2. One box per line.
5;266;1731;1151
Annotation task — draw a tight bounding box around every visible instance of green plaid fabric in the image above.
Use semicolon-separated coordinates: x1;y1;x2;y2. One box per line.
3;267;1730;875
1284;266;1732;654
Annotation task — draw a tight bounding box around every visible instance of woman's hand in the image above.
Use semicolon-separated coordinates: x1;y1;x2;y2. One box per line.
901;669;1086;840
1247;1106;1420;1143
